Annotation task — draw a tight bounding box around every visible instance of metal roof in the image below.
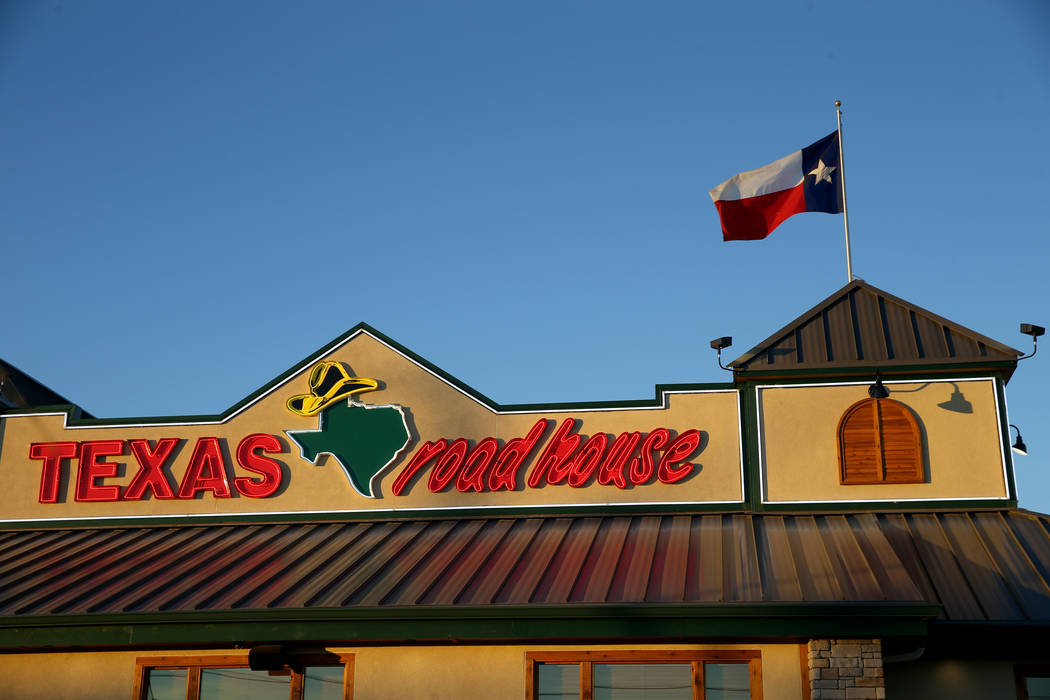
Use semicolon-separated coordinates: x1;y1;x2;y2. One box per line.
729;280;1022;375
0;359;92;417
1;510;1048;625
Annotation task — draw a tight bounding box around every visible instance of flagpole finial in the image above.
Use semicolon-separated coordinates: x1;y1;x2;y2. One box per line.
835;100;841;108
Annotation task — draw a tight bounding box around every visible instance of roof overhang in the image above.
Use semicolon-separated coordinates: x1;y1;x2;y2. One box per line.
0;602;941;651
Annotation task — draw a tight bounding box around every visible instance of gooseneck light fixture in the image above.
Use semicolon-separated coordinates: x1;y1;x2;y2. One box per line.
710;336;734;372
1019;323;1045;360
1010;425;1028;456
868;371;890;399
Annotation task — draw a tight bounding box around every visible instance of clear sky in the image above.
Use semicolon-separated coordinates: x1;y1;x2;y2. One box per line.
3;1;1049;510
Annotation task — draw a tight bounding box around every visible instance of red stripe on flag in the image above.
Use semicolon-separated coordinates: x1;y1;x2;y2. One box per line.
714;183;807;241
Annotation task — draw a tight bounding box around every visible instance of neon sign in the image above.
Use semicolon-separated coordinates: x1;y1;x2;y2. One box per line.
392;418;704;495
30;434;284;503
25;362;707;504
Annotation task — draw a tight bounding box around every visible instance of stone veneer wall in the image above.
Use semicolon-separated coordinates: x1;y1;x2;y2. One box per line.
806;639;885;699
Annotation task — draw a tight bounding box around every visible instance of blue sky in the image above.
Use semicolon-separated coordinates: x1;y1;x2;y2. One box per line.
3;1;1049;510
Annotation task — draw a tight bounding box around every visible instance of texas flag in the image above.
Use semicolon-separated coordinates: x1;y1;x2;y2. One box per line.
709;131;844;241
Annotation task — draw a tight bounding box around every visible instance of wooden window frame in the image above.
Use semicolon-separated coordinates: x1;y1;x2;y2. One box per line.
131;653;355;700
1015;664;1050;700
838;397;924;485
525;649;762;700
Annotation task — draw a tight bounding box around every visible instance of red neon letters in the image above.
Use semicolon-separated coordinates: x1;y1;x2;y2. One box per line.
76;441;124;502
392;417;704;495
234;433;284;498
124;438;179;500
31;420;703;502
29;434;285;503
31;442;77;504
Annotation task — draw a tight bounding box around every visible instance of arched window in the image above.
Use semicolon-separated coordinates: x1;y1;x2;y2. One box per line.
838;397;923;485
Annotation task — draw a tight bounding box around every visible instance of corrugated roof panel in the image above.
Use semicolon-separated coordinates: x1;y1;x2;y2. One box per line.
355;520;458;606
4;528;179;615
0;528;113;593
198;524;337;611
153;525;293;612
1;511;1049;624
913;314;949;360
766;335;799;366
906;514;987;620
797;318;826;365
694;515;725;602
455;518;542;605
531;518;600;603
268;523;378;607
0;529;92;572
1008;513;1050;587
852;292;890;362
785;516;840;601
819;516;883;601
754;515;803;602
571;517;631;603
0;529;38;562
825;299;858;363
972;513;1050;619
951;331;983;360
881;299;920;361
850;514;921;601
875;514;941;609
0;528;127;599
234;523;385;610
724;514;762;602
729;280;1020;373
420;519;514;605
307;521;428;608
646;515;691;603
608;515;661;602
939;513;1024;620
495;518;572;604
70;526;262;615
381;519;485;606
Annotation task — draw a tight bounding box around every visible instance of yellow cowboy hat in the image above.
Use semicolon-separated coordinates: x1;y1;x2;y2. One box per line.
286;361;378;416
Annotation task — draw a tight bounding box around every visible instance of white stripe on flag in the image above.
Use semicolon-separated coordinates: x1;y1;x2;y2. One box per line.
708;149;804;202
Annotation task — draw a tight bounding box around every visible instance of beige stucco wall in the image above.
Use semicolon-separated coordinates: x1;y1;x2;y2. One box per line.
0;649;144;700
0;332;743;522
0;643;804;700
759;378;1009;503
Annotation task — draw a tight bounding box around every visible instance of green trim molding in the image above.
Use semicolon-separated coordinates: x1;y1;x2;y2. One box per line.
0;498;1023;531
733;363;1013;385
0;603;940;650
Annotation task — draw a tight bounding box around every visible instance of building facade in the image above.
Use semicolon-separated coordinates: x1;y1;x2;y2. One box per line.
1;280;1048;700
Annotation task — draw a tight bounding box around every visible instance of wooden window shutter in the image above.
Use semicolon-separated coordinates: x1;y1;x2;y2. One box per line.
838;397;923;484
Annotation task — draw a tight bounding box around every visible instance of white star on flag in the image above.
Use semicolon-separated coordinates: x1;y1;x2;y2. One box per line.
807;160;836;185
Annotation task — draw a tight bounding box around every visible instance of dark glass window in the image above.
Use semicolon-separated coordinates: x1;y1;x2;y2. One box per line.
529;651;759;700
135;655;352;700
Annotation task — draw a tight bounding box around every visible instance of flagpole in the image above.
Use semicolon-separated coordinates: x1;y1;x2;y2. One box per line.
835;100;854;282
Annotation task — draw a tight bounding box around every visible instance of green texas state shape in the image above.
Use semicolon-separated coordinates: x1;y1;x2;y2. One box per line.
286;400;411;498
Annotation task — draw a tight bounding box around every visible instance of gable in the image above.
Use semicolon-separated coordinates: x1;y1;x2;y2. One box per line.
729;280;1021;376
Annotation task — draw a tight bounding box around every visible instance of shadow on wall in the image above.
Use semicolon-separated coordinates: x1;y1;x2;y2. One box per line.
886;382;977;482
888;381;973;414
